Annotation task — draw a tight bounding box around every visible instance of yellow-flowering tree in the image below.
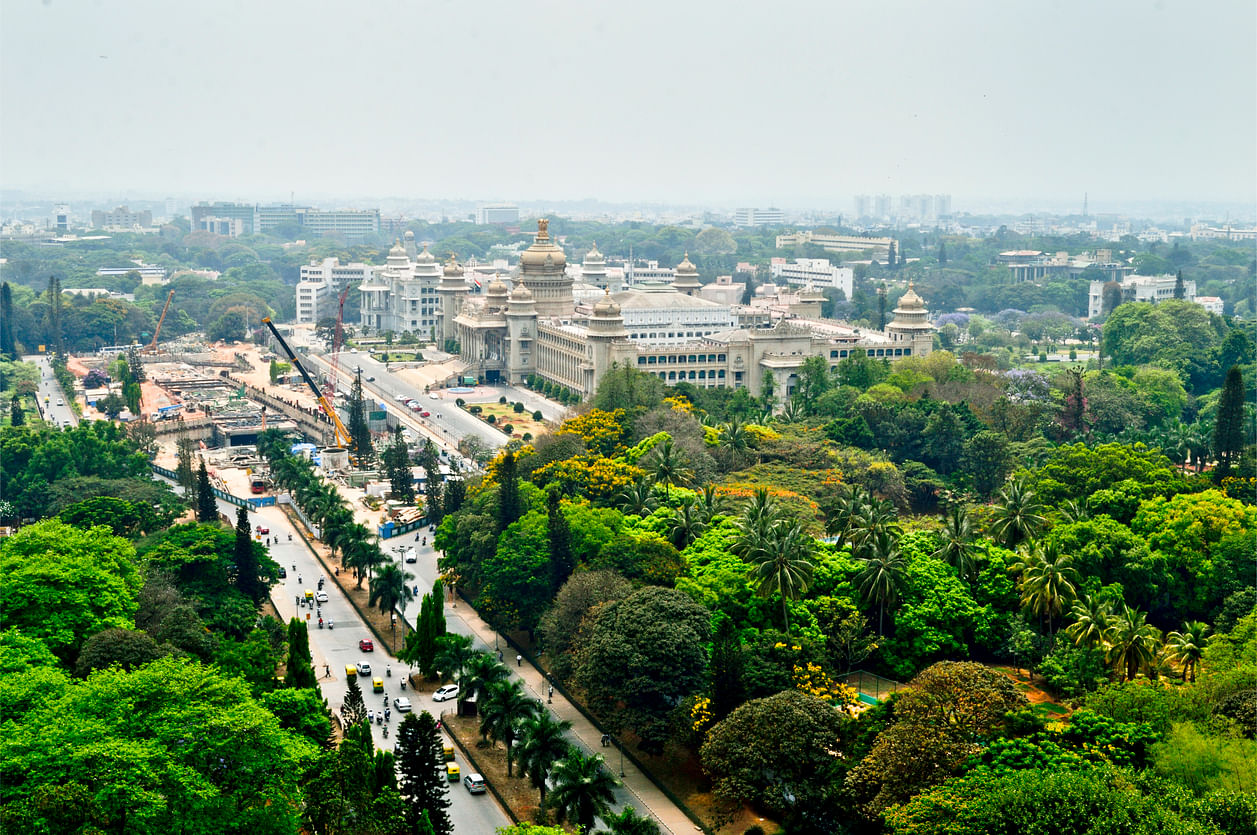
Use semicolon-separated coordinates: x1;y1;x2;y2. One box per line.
533;454;645;504
558;409;629;457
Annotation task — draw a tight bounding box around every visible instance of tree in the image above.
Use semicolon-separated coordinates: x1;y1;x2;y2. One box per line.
708;615;746;720
479;679;540;776
97;392;126;418
175;436;197;493
0;282;16;357
701;690;849;820
370;561;413;652
343;676;368;728
395;711;452;835
347;369;373;464
934;503;977;584
1017;542;1080;636
0;655;311;834
433;633;476;691
260;687;334;749
1173;269;1185;300
8;395;23;426
0;519;142;663
546;487;575;594
744;520;814;636
1104;605;1163;682
937;240;948;266
855;529;907;635
497;450;522;532
547;750;618;835
617;481;660;518
1164;621;1210;682
516;712;573;807
601;807;660;835
195;460;217;523
1065;594;1112;649
385;427;415;503
537;570;631;678
232;505;265;603
1214;365;1245;481
647;437;692;498
283;617;318;689
75;627;167;677
462;653;509;715
961;430;1012;498
576;586;711;752
990;476;1047;548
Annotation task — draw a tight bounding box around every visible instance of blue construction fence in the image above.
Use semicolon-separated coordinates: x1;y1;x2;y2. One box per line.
151;464;277;510
378;517;428;540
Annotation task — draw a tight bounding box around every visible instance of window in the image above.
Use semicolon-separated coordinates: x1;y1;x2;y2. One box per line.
637;357;646;365
647;356;656;364
718;354;726;362
735;371;743;381
717;370;725;378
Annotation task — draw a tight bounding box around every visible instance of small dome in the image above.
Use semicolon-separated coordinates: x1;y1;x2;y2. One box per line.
519;218;567;271
510;284;534;301
592;289;621;317
415;244;436;264
388;240;406;257
443;256;464;276
675;252;699;275
896;282;925;310
404;230;415;240
486;278;509;297
584;242;605;262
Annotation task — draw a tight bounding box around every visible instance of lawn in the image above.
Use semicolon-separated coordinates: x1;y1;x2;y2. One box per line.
465;402;549;439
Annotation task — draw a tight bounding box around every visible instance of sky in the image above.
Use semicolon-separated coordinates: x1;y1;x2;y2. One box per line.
2;0;1255;210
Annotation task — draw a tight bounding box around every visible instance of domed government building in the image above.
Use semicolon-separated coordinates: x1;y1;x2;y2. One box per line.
383;219;933;402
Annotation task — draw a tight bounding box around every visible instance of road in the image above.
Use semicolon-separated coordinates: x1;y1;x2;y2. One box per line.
210;493;510;834
27;355;79;427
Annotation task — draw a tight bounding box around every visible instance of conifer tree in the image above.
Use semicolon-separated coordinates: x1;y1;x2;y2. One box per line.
547;486;575;594
395;711;452;835
497;450;521;532
284;617;318;689
1173;270;1186;300
9;395;23;427
937;240;947;266
709;615;746;720
386;426;415;503
175;437;196;493
196;461;218;522
442;478;466;517
343;676;368;727
1215;365;1245;481
0;282;16;358
232;506;263;603
347;369;373;465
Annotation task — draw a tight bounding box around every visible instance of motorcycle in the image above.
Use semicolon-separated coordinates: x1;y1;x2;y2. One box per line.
288;534;292;542
328;620;334;630
318;618;323;629
386;666;391;677
383;724;388;738
400;678;406;691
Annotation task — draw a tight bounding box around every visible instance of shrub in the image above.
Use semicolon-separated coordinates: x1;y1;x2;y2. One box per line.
503;424;514;434
455;398;465;407
522;433;533;442
470;405;482;415
486;415;496;424
499;396;508;404
532;410;543;421
513;401;525;414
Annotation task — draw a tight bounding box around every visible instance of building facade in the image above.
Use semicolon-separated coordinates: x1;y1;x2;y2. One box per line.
296;258;377;324
776;230;894;257
358;242;443;335
733;207;785;227
191;202;380;239
1087;273;1199;319
441;220;934;401
769;258;854;298
91;206;153;229
476;204;521;225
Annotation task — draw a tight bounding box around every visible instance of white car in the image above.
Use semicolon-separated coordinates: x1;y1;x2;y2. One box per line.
428;393;439;400
394;697;413;712
404;550;418;564
433;684;459;702
315;591;328;603
356;662;372;676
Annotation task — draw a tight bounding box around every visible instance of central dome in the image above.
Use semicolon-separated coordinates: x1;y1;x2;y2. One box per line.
519;218;567;271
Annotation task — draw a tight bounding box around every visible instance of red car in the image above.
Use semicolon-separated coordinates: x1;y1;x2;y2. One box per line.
420;411;431;417
257;525;270;535
359;639;374;652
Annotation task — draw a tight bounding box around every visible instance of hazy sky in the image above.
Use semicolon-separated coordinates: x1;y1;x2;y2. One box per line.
3;0;1254;209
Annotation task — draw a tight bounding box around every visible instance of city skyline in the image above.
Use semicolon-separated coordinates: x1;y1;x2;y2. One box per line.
2;0;1254;207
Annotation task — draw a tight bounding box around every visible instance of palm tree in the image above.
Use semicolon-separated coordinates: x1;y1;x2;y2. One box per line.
463;652;510;707
775;398;802;425
617;481;659;518
1018;542;1079;637
847;489;900;557
601;807;660;835
1064;594;1111;648
370;561;413;652
1104;605;1162;682
516;712;573;806
1164;621;1211;682
744;519;815;635
433;633;476;690
718;417;751;464
667;499;707;550
734;487;781;549
478;679;540;776
647;438;691;499
855;529;907;635
934;503;977;584
1057;499;1088;525
991;477;1047;548
548;749;619;835
694;483;732;525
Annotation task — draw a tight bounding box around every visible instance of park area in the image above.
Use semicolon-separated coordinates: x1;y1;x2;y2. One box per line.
462;401;549;440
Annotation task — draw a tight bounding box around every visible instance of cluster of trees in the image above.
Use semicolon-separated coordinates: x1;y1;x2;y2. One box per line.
431;355;1255;832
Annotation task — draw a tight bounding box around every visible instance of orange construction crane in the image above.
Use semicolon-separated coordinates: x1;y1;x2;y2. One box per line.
262;317;354;451
145;289;175;352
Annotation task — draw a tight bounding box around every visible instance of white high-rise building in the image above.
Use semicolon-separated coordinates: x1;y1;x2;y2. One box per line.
296;257;376;324
475;204;520;225
733;207;785;227
358;242;445;336
769;258;854;299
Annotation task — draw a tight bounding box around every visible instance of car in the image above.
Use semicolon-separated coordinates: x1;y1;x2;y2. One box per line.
56;399;64;406
349;348;358;353
429;393;439;400
394;697;412;712
359;639;374;652
420;411;430;417
409;403;422;412
257;525;269;535
366;376;375;382
395;394;409;402
315;591;328;603
433;684;459;702
277;566;287;578
463;773;486;794
372;677;384;693
356;662;372;676
404;550;417;563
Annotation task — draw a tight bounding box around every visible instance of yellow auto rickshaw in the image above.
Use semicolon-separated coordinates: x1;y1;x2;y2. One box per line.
372;677;384;693
445;762;460;782
442;744;454;762
304;589;314;602
345;665;357;681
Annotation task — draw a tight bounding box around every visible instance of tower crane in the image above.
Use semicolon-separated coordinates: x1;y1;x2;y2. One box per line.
262;317;354;452
145;290;175;353
324;285;351;403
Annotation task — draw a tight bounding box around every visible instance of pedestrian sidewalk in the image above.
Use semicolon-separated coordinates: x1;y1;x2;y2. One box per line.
440;592;703;835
